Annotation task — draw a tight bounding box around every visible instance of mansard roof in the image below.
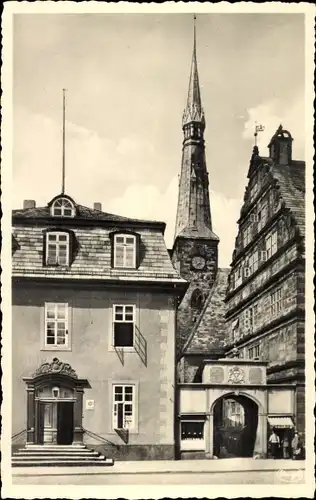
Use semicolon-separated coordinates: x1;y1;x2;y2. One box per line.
13;203;165;229
12;197;186;286
181;268;229;356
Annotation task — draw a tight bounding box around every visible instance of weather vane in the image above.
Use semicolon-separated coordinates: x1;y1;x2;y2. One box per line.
254;121;265;146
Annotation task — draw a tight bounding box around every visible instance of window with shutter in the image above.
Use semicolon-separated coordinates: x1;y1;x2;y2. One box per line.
113;305;135;347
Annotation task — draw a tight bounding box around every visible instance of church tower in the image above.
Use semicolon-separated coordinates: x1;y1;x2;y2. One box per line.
172;18;219;353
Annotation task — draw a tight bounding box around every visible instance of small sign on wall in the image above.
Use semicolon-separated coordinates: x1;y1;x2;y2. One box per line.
86;399;95;410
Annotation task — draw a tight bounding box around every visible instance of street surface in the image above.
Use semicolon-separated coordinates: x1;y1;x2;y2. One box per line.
13;469;305;485
12;458;306;485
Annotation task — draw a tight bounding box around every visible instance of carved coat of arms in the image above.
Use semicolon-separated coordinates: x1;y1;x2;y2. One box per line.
228;366;245;384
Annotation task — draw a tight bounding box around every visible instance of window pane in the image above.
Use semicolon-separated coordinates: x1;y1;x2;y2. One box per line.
57;305;66;318
114;323;134;347
48;234;57;241
48;244;57;254
46;305;56;318
58;235;68;242
46;321;55;331
125;306;134;315
126;237;135;245
125;404;133;413
53;208;62;216
116;237;124;243
57;336;65;345
46;336;55;345
63;209;72;216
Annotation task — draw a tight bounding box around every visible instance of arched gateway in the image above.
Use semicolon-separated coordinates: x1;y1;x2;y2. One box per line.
178;359;295;459
23;358;90;446
212;393;259;458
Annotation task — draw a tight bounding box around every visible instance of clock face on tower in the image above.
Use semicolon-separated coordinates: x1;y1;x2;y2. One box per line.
191;256;206;270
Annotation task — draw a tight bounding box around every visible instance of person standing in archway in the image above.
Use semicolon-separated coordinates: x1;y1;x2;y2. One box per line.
282;431;290;459
268;428;280;459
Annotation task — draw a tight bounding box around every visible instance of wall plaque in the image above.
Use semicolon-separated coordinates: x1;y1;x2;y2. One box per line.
209;366;224;384
86;399;95;410
249;367;263;385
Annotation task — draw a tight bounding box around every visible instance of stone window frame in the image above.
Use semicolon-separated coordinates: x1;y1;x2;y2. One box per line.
257;202;268;231
265;230;278;260
248;343;260;360
41;301;72;352
270;287;283;317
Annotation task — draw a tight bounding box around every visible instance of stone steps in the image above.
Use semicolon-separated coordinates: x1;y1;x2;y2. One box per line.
12;445;114;467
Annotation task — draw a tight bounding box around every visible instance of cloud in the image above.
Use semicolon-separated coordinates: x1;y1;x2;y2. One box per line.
242;92;305;160
106;177;240;268
13;106;160;208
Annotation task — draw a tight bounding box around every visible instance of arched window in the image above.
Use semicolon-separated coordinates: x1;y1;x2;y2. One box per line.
51;197;75;217
191;289;204;310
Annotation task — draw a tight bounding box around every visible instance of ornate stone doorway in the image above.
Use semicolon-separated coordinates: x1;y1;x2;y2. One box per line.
23;358;90;446
212;394;258;458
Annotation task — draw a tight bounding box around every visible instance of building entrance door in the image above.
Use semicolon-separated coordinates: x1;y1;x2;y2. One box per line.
24;358;90;447
57;402;74;445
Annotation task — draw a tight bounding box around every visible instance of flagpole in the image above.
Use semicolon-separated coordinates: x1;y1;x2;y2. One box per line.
61;88;66;195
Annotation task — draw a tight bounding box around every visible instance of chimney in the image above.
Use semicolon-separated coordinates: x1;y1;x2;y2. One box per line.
23;200;36;209
93;202;102;211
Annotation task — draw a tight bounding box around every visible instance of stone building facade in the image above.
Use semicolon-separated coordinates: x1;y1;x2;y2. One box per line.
225;126;305;439
173;25;305;459
12;195;187;460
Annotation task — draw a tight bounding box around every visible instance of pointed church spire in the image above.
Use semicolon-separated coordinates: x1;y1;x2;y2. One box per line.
173;17;218;243
182;15;205;127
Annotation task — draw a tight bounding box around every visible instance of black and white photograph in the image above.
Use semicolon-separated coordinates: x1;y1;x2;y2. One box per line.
1;2;315;498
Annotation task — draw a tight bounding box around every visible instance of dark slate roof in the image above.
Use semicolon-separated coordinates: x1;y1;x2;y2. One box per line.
270;160;305;238
182;268;229;355
177;224;219;241
12;223;186;283
12;204;164;226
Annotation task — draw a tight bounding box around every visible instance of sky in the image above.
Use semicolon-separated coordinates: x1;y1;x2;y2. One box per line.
13;12;305;267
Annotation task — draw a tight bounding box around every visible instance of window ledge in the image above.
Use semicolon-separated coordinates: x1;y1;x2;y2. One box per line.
110;346;136;353
41;347;72;352
108;430;139;435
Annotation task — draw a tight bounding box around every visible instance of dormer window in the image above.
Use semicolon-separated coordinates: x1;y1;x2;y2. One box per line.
46;231;70;266
51;197;75;217
114;234;137;269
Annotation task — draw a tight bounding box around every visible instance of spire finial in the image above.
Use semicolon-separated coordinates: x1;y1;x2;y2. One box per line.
182;15;205;127
61;88;67;195
254;121;265;147
193;14;196;54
